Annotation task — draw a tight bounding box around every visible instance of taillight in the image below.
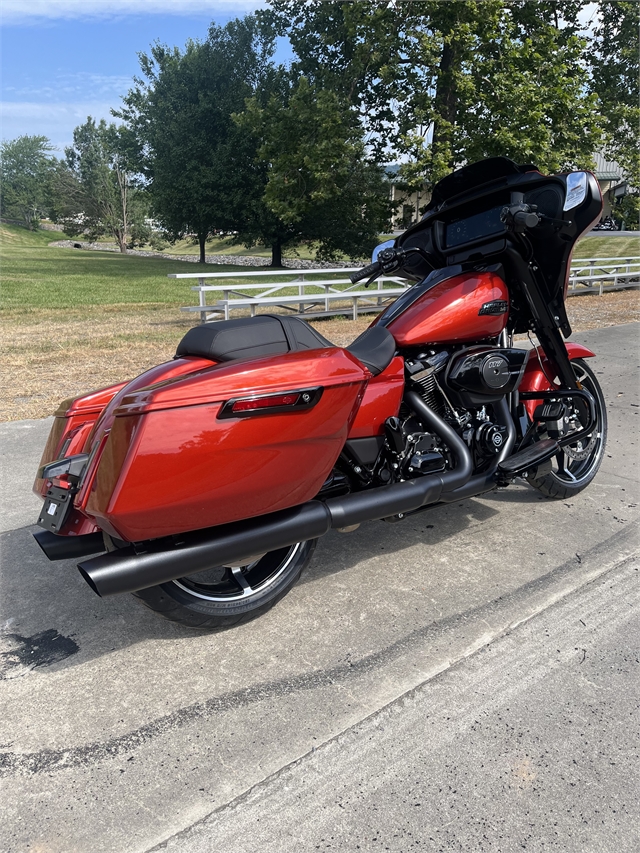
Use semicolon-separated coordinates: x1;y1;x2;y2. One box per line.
218;387;323;419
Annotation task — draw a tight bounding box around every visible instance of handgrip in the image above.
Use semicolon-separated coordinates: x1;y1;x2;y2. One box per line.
349;261;382;284
513;210;540;228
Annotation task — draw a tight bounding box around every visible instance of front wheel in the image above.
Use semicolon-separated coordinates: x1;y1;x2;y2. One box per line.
528;359;607;500
132;539;317;630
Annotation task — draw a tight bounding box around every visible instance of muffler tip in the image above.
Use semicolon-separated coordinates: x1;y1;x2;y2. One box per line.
78;566;102;597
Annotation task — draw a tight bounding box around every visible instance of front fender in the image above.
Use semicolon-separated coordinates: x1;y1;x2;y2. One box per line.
519;343;595;418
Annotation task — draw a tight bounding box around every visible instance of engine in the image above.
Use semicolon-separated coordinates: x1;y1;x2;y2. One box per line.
402;345;529;471
335;346;529;491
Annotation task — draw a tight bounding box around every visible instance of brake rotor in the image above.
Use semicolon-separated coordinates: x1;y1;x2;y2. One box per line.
563;432;596;461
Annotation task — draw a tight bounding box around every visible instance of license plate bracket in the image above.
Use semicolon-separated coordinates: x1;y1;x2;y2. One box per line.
37;485;75;533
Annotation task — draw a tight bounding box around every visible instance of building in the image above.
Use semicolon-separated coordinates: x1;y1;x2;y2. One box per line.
591;152;628;219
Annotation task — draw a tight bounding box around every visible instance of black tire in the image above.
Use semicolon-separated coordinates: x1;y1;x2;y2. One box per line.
132;539;317;630
528;359;607;500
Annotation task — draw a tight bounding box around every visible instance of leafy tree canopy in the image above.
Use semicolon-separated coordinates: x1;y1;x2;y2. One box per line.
0;135;54;229
236;75;392;264
51;117;147;252
263;0;601;191
116;16;275;262
590;0;639;228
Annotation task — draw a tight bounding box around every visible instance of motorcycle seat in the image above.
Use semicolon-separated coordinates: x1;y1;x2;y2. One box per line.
345;326;396;375
175;315;332;363
175;314;396;375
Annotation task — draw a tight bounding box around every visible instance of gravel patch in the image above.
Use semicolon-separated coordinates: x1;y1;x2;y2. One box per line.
48;240;356;269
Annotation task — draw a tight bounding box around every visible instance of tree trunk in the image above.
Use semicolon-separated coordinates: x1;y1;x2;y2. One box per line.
116;167;129;253
270;239;283;267
199;233;207;264
431;41;459;172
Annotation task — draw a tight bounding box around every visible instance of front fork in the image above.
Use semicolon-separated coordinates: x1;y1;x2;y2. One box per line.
505;245;579;390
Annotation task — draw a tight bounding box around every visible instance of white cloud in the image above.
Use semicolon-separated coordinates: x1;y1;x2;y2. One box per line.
1;0;266;25
4;73;133;102
0;101;122;151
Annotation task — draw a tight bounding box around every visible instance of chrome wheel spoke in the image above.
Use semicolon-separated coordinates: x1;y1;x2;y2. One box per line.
172;544;302;603
230;565;254;596
573;366;588;385
555;451;577;482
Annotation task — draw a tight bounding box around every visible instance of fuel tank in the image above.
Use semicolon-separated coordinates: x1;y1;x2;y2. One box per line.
382;270;509;347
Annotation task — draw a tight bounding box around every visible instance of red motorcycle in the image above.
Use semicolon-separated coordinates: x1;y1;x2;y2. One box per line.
33;157;607;630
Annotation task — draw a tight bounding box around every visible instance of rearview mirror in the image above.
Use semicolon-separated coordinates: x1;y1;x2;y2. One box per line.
372;239;395;262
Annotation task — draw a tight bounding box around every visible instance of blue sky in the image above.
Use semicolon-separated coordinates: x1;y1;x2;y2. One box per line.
0;0;287;154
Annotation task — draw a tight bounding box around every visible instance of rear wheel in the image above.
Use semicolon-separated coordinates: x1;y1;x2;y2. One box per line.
132;540;317;630
528;359;607;499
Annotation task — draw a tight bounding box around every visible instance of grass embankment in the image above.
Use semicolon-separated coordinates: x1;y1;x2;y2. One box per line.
1;225;638;422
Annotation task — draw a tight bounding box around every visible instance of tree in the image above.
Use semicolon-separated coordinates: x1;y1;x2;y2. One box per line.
590;0;640;229
0;135;54;229
236;75;392;264
54;117;146;253
263;1;601;192
117;17;274;263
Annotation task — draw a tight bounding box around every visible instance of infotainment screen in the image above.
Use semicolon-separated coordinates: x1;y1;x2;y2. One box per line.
445;204;506;248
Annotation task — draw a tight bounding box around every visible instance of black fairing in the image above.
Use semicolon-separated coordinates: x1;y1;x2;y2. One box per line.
392;158;602;317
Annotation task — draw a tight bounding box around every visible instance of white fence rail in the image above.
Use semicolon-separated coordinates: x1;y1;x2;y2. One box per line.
169;267;410;323
566;257;640;295
171;256;640;323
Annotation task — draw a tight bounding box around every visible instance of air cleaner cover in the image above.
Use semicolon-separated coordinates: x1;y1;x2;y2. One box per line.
445;347;529;406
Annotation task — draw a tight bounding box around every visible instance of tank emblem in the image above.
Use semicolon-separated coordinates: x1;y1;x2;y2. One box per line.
479;300;508;316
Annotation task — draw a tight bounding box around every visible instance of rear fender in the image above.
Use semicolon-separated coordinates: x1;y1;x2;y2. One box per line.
519;343;595;419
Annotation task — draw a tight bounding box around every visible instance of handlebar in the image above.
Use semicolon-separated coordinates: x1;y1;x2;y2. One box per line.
501;196;571;233
349;246;431;286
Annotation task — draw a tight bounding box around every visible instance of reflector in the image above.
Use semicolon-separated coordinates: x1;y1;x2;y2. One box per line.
231;393;300;413
218;386;323;419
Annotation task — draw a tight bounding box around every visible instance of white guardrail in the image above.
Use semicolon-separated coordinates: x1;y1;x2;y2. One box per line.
170;256;640;323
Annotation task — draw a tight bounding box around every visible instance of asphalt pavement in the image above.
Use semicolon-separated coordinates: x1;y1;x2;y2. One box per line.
0;323;638;853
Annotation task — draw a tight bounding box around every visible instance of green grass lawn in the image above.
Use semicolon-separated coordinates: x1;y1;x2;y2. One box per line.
160;235;282;258
0;225;314;311
1;224;637;313
1;224;399;313
572;234;639;259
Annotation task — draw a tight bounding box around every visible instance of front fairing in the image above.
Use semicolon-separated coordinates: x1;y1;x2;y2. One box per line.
393;159;602;305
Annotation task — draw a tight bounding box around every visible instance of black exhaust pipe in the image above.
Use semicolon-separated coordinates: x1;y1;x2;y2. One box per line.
436;397;517;502
78;502;333;597
78;396;474;598
33;529;106;561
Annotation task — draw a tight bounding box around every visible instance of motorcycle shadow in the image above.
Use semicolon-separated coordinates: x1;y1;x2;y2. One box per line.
300;495;502;585
1;493;507;675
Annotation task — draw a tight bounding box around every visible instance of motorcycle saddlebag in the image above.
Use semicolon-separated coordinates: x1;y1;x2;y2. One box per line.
77;345;370;542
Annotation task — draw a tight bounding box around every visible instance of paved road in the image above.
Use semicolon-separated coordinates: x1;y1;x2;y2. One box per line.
0;324;638;853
